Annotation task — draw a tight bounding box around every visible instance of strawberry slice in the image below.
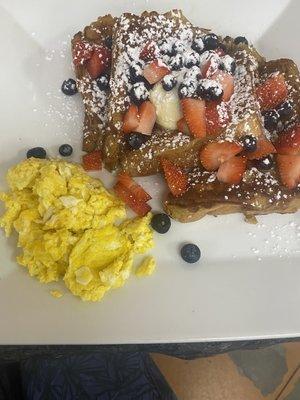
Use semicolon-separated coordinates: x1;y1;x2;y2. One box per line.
177;118;190;134
143;60;170;85
123;104;140;134
161;158;188;197
181;98;206;138
256;73;288;111
82;150;102;171
86;46;111;79
117;172;152;202
211;71;234;102
114;182;151;217
200;141;242;171
217;156;247;184
246;137;276;160
135;101;156;135
140;42;157;62
277;154;300;189
201;54;220;78
274;125;300;156
205;101;230;136
72;39;93;66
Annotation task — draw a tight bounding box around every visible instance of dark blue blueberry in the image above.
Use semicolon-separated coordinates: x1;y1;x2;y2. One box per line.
203;34;219;50
191;37;205;54
59;144;73;157
129;82;149;106
96;74;109;91
26;147;47;159
277;100;294;118
61;78;77;96
151;213;171;234
172;41;185;54
263;110;280;131
104;36;113;49
180;243;201;263
162;75;177;91
125;132;149;150
169;54;184;71
160;40;176;57
219;55;236;75
184;51;200;68
234;36;249;46
242;135;257;152
255;155;274;171
129;63;143;84
197;79;223;101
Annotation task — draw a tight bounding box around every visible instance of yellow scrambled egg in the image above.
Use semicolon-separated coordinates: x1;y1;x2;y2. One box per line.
0;158;155;302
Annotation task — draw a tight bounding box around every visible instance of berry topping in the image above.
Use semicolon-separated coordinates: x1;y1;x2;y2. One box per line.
96;74;110;91
161;158;189;197
277;100;294;118
59;144;73;157
215;46;226;57
219;55;236;75
169;54;184;71
86;46;111;79
263;109;280;131
234;36;249;46
117;172;152;203
135;101;156;135
72;39;93;66
159;39;176;57
177;118;190;134
246;138;276;160
61;78;78;96
256;73;288;111
181;98;206;138
180;243;201;263
178;81;198;99
114;181;151;217
104;36;113;49
123;104;140;134
200;51;220;77
242;135;257;152
274;125;300;155
129;82;149;106
125;132;149;150
184;51;200;68
82;150;102;171
217;156;247;184
143;60;170;84
151;213;171;234
129;63;143;84
276;154;300;189
27;147;47;159
162;74;177;91
254;155;274;171
191;37;205;54
140;42;157;62
197;79;223;101
200;142;242;171
205;101;230;136
173;41;185;54
211;71;234;102
203;33;219;50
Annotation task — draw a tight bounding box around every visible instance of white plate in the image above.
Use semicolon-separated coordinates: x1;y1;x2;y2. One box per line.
0;0;299;344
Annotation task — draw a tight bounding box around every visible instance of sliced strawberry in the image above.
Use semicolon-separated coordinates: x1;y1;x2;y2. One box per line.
256;73;288;111
217;156;247;184
274;125;300;156
211;71;234;102
246;137;276;160
200;141;242;171
143;60;170;85
114;182;151;217
117;172;152;202
161;158;188;197
177;118;190;134
135;101;156;135
140;42;157;62
123;104;140;134
72;39;93;66
277;154;300;189
86;46;111;79
205;101;230;136
82;150;102;171
181;98;206;138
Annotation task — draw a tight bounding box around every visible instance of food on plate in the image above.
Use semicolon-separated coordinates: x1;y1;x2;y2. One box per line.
135;256;156;277
59;144;73;157
180;243;201;263
26;147;47;159
150;213;171;234
0;158;154;302
61;78;78;96
50;290;63;299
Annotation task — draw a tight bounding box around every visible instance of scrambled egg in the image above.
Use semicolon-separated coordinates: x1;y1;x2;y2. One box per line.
0;158;155;302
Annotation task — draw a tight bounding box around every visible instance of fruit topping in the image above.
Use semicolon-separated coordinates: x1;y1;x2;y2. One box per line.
160;39;177;57
274;125;300;155
129;82;149;106
254;155;274;171
129;62;144;83
178;81;198;99
205;101;230;136
173;41;185;54
219;55;236;75
135;101;156;135
245;138;276;160
104;36;113;49
217;156;247;184
143;60;170;84
96;74;110;91
177;118;190;134
180;243;201;263
215;46;226;57
203;33;219;50
125;132;149;150
86;46;111;79
59;144;73;157
181;98;206;138
200;51;220;77
242;135;257;152
162;74;177;91
140;41;157;62
277;100;294;118
256;73;288;111
197;79;223;101
184;51;200;68
211;70;234;102
114;182;151;217
169;54;184;71
72;39;93;66
276;154;300;189
61;79;78;96
27;147;47;159
117;172;152;202
82;150;102;171
263;109;280;131
200;141;242;171
191;37;205;54
161;158;189;197
151;213;171;234
123;104;140;134
234;36;249;46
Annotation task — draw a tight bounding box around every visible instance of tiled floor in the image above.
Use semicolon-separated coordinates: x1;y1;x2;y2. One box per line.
151;342;300;400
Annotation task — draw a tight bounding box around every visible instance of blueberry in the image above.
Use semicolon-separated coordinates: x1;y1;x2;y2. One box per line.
277;100;294;118
59;144;73;157
160;40;177;57
197;79;223;101
234;36;249;46
105;36;113;49
125;132;149;150
219;55;236;75
255;155;274;171
184;51;200;68
162;74;177;91
61;78;77;96
263;110;280;131
242;135;257;152
203;33;219;50
129;82;149;106
27;147;47;159
178;81;198;99
180;243;201;263
173;41;185;54
151;213;171;234
129;63;143;84
169;54;184;71
191;36;205;54
96;74;110;91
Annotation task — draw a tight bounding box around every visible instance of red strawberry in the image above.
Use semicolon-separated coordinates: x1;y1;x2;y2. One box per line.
200;141;242;171
177;118;190;134
211;71;234;102
205;101;230;136
82;150;102;171
181;98;206;138
86;46;111;79
135;101;156;135
72;39;93;66
123;104;140;134
256;73;288;111
201;54;220;78
114;182;151;217
117;172;152;202
277;154;300;189
217;156;247;184
246;137;276;160
161;158;188;197
274;125;300;155
140;42;157;62
143;60;170;84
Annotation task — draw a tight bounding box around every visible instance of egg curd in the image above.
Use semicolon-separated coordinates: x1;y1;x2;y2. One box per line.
0;158;155;302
